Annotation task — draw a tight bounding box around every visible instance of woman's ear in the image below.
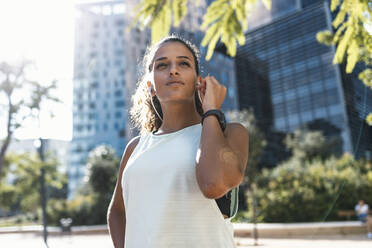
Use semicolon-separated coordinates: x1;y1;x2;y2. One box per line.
146;81;154;96
197;75;202;83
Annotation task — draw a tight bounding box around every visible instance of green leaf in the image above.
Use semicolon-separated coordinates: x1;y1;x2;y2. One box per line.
358;69;372;90
236;30;246;45
150;0;172;44
236;1;247;30
332;21;347;43
316;30;334;46
333;24;354;64
201;22;219;46
330;0;341;12
366;113;372;126
172;0;187;27
332;8;347;29
228;36;237;57
205;31;222;61
346;40;359;73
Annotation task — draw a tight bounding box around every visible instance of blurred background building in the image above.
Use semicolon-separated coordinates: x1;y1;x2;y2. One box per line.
217;0;372;167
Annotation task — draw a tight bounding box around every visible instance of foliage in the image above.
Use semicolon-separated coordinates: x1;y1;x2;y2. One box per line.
46;145;121;226
85;145;119;198
252;153;372;222
0;61;61;183
0;152;67;215
316;0;372;125
130;0;270;60
284;128;343;163
47;195;101;226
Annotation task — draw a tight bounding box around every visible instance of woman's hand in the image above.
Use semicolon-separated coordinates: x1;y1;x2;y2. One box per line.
196;75;227;113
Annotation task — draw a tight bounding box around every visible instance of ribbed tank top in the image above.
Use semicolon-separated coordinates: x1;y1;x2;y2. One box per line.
122;123;236;248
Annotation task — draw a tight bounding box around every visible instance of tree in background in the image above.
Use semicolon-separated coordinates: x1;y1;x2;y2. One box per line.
284;127;343;163
85;145;119;201
68;145;120;225
316;0;372;125
255;153;372;222
0;61;60;183
0;151;67;218
130;0;271;60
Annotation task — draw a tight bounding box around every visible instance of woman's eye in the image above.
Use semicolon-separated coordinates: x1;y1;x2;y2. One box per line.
180;61;190;66
156;63;167;69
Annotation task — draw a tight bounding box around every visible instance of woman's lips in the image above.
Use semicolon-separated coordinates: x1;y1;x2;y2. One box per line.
166;81;184;86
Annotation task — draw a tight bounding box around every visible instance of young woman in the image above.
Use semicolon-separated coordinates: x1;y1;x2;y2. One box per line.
107;35;249;248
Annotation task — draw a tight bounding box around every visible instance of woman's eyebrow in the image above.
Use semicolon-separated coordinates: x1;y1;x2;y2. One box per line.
155;56;192;62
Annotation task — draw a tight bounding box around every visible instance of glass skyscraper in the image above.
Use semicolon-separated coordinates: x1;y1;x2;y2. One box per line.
69;1;129;197
233;0;372;161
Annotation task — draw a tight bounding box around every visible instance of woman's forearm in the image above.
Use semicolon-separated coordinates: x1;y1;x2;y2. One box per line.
108;208;126;248
196;117;243;196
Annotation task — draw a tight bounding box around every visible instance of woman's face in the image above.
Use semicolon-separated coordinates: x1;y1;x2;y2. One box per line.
150;41;199;104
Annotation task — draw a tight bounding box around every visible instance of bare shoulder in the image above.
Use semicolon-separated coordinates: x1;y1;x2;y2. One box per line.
224;122;249;157
126;135;141;154
224;122;249;176
121;135;141;164
224;122;249;140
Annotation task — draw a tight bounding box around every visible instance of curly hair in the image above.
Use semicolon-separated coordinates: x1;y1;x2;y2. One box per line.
129;34;204;135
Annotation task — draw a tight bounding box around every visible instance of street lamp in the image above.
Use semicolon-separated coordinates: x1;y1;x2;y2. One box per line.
34;138;48;247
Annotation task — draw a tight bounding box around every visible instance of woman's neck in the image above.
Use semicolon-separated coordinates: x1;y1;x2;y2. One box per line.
156;101;202;134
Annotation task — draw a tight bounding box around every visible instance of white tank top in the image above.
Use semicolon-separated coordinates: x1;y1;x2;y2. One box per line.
122;123;236;248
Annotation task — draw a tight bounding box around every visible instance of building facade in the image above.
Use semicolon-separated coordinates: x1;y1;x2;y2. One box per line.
234;0;372;162
69;1;129;197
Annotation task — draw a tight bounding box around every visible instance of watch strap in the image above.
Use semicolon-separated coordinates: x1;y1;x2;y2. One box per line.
201;109;226;132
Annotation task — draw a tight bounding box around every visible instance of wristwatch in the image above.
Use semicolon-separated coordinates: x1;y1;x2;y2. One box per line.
201;109;226;132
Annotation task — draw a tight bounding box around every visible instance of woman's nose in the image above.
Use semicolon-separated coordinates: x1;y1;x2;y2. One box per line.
169;63;179;75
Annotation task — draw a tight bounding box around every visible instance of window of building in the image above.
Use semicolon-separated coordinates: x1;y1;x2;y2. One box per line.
288;114;299;126
115;100;125;107
89;102;95;109
293;61;306;73
324;78;337;90
328;104;342;115
310;81;323;93
275;117;286;130
325;88;340;105
314;107;327;119
312;92;327;108
299;94;312;112
329;114;344;128
297;85;309;97
274;102;286;118
307;56;320;69
286;99;298;114
285;89;296;100
114;90;122;97
300;111;313;122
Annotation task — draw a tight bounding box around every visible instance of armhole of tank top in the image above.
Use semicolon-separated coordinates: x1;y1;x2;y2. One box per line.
121;134;146;190
125;132;152;168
